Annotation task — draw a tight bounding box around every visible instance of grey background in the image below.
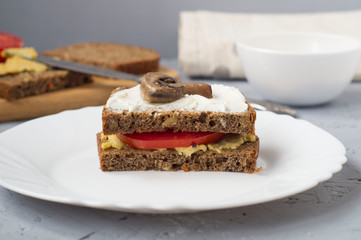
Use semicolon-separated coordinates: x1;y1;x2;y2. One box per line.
1;0;361;58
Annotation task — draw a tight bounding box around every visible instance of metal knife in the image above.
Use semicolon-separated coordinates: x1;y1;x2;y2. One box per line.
4;52;141;82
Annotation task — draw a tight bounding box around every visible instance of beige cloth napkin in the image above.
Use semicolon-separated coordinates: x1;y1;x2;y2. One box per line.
178;10;361;80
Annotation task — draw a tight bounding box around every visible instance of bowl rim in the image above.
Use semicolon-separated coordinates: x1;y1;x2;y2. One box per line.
236;31;361;56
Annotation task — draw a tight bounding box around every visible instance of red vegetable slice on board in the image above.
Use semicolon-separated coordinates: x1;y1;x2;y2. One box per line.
0;32;23;62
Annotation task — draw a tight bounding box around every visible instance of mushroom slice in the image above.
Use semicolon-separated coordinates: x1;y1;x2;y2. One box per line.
140;72;213;103
140;72;184;103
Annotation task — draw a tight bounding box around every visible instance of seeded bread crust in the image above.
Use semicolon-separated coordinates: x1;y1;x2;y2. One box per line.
102;103;256;135
0;70;91;101
42;42;160;74
97;133;259;172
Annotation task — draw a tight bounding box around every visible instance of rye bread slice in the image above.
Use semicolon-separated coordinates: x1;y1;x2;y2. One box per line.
42;42;160;74
0;70;91;101
97;133;259;172
102;104;256;135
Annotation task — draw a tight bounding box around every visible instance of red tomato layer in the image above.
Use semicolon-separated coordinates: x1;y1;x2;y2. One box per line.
117;131;226;149
0;32;23;62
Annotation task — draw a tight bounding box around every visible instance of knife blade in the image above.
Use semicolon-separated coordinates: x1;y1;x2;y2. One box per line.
5;52;141;82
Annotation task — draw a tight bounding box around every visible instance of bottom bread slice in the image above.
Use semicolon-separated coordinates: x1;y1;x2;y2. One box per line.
97;133;259;173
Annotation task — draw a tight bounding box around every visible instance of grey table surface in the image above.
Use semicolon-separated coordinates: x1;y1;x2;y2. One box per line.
0;59;361;240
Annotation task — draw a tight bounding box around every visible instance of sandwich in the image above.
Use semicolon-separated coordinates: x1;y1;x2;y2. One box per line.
0;47;90;101
0;42;160;101
97;72;259;172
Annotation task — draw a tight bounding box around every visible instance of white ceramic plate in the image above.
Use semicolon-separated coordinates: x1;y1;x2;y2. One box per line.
0;107;346;213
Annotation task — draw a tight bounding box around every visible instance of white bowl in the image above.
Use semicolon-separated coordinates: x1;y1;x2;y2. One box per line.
236;32;361;106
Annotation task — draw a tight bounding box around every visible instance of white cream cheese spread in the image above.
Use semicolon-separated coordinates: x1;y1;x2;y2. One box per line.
105;84;248;113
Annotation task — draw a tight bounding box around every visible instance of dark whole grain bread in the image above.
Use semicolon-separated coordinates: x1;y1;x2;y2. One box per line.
102;104;256;135
97;133;259;172
0;70;90;101
98;82;259;173
42;42;160;74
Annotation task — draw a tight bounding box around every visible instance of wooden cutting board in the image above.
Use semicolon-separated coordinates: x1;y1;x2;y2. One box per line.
0;66;178;122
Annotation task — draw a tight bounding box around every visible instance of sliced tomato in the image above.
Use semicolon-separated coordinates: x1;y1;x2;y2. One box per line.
0;32;23;62
117;131;226;149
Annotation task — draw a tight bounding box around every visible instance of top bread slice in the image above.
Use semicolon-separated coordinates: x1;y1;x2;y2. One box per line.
42;42;160;74
102;105;256;135
102;84;256;135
